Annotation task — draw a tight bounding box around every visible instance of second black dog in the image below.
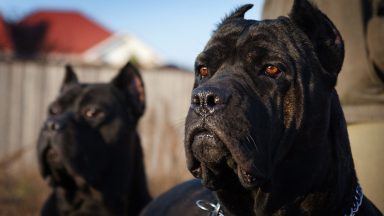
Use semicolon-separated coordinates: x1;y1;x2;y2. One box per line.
38;62;151;215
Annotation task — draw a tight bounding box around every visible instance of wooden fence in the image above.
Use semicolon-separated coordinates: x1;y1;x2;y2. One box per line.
0;60;194;195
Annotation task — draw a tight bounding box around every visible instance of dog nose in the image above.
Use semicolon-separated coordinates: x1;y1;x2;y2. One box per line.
45;119;64;131
191;86;230;116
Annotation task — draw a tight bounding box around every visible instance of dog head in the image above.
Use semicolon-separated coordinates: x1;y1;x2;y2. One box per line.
37;62;145;190
185;0;344;191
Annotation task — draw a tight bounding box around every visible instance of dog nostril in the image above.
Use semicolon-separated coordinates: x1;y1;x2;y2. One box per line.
192;95;200;106
206;94;216;107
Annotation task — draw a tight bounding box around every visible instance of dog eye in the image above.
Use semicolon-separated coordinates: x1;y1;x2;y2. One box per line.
83;107;104;119
264;65;282;78
198;66;209;78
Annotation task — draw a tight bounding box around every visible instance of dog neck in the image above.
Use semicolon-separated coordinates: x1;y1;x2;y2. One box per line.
124;132;152;215
215;91;359;216
54;131;151;215
102;131;152;215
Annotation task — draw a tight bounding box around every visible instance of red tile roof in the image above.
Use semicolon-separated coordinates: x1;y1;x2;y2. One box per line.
20;10;112;54
0;15;13;51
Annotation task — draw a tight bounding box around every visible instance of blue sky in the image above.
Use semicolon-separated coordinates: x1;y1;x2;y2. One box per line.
0;0;264;69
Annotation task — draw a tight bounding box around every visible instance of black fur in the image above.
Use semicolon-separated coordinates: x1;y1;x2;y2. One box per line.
141;0;382;215
140;180;215;216
37;62;151;215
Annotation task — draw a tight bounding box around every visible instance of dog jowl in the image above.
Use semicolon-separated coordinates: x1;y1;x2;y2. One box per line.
37;62;151;215
184;0;382;215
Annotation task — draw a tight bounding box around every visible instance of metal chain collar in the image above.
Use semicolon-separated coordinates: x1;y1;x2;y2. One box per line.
196;184;363;216
196;200;224;216
345;184;364;216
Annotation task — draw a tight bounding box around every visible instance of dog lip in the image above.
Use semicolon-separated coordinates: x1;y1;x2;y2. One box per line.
186;123;266;189
187;123;222;148
41;140;69;180
199;163;225;190
188;126;210;140
238;167;266;188
191;129;227;164
192;131;215;144
187;125;207;148
46;148;60;164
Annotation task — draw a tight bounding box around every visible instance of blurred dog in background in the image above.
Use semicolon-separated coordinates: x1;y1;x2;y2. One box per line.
37;62;151;215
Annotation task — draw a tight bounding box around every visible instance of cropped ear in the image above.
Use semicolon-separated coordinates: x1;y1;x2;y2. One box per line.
111;61;145;118
289;0;344;86
61;64;78;92
220;4;253;25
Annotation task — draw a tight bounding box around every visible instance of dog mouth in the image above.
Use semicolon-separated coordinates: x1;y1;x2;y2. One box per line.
40;142;83;190
46;147;62;167
187;126;265;190
191;129;227;163
41;140;65;173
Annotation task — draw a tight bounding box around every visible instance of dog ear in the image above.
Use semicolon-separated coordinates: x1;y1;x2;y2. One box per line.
111;61;145;118
289;0;344;86
220;4;253;24
61;64;78;92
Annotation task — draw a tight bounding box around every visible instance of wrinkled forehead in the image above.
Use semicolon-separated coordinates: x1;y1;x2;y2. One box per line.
55;84;84;106
55;84;117;108
199;17;296;61
236;18;294;48
202;20;254;53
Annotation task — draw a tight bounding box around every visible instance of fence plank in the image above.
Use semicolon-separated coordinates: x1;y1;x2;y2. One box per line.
7;62;25;156
0;63;10;158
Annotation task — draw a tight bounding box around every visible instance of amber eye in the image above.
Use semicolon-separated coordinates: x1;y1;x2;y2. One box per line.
265;65;282;77
83;107;104;119
199;66;209;77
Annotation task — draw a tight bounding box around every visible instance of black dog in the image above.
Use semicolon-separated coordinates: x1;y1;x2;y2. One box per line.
141;0;382;215
37;62;151;215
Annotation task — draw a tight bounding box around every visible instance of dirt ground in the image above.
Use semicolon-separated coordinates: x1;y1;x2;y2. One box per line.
0;150;189;216
0;167;49;216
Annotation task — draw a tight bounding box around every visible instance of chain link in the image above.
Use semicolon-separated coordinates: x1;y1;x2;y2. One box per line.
196;200;224;216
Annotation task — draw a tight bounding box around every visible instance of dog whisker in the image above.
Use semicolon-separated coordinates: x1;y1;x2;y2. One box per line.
172;119;186;128
241;135;253;153
248;135;259;153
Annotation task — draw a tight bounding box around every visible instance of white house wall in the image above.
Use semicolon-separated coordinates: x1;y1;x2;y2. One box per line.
83;34;163;68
